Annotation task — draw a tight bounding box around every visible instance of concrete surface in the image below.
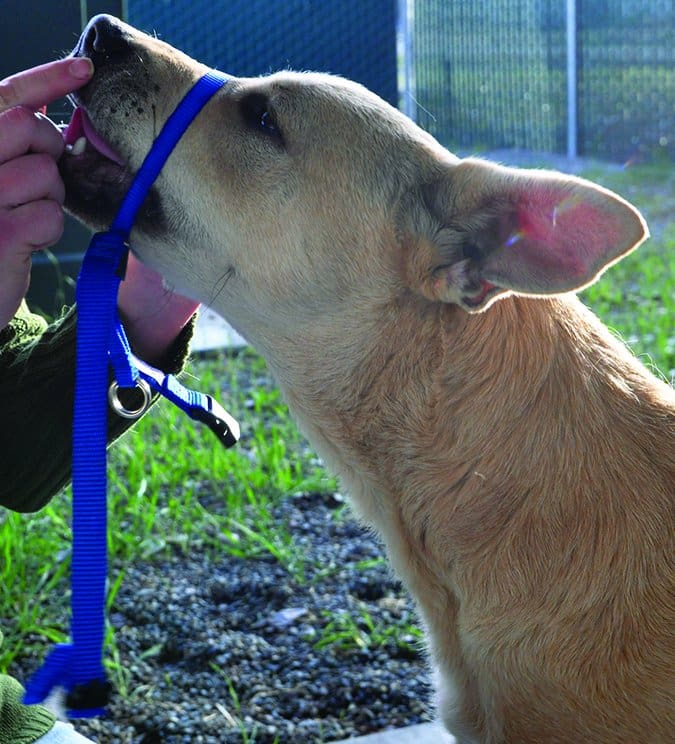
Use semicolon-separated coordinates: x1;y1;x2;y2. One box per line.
192;307;247;351
331;721;455;743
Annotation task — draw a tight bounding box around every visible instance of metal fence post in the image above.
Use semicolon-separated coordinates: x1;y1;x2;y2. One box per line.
566;0;578;159
398;0;416;121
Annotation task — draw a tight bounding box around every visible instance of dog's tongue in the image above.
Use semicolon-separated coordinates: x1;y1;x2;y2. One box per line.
63;107;124;165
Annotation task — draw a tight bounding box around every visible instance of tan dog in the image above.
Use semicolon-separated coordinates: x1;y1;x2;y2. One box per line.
60;15;674;744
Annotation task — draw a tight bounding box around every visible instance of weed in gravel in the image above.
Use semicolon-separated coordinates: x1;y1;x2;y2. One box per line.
314;606;423;657
210;663;281;744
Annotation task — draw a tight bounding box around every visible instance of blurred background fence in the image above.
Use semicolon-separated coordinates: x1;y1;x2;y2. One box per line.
410;0;674;163
128;0;674;164
127;0;398;105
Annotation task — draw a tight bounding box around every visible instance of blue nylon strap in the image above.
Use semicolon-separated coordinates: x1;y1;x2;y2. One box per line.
23;232;124;715
109;312;137;389
24;69;235;715
112;70;231;234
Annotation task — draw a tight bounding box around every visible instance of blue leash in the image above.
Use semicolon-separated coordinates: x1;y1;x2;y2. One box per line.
24;70;236;716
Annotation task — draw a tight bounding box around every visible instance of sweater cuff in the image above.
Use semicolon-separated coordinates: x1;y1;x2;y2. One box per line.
0;674;55;744
150;311;196;376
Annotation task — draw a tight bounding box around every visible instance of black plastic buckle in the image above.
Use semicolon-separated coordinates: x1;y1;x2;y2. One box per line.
190;396;240;448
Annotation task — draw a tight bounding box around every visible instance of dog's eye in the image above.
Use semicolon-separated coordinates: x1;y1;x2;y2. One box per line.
258;110;278;135
240;93;284;146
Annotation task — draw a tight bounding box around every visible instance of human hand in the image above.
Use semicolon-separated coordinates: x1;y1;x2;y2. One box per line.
0;58;93;330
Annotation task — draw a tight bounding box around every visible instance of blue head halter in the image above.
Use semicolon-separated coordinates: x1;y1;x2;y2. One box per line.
24;70;237;717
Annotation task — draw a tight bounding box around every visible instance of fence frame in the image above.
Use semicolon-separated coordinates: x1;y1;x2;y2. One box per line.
403;0;673;162
565;0;578;158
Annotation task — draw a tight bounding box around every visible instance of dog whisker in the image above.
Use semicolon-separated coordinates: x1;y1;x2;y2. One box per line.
208;267;235;307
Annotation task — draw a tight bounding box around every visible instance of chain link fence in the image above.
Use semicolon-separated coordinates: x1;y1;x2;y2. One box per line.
127;0;398;106
410;0;674;163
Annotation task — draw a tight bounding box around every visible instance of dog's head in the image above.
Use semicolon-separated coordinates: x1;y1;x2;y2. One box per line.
60;15;648;340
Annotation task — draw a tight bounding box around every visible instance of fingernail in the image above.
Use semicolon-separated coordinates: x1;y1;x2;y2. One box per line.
69;58;94;80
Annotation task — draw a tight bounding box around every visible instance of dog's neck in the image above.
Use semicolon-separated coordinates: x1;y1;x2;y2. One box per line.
268;292;558;430
259;293;561;490
257;292;664;536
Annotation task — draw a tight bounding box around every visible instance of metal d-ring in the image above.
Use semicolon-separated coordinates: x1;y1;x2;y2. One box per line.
108;378;152;419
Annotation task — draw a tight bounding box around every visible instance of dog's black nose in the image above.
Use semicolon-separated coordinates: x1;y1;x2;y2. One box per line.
78;14;132;67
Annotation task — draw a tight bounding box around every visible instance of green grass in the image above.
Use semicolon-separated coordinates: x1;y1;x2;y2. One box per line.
578;163;675;380
313;606;423;656
103;350;327;579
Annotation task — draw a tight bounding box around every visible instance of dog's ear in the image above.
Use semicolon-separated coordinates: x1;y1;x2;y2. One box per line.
404;158;648;312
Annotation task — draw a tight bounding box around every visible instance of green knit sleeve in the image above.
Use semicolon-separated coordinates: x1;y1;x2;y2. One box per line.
0;301;195;513
0;671;55;744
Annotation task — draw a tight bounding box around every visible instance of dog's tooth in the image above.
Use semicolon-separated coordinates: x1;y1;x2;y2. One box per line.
70;136;87;156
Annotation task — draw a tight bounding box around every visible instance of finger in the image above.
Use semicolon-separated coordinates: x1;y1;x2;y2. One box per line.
0;106;65;164
0;154;65;208
0;58;93;114
0;199;65;253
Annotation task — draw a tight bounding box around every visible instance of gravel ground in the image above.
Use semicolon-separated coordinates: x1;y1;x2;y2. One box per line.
37;492;434;743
